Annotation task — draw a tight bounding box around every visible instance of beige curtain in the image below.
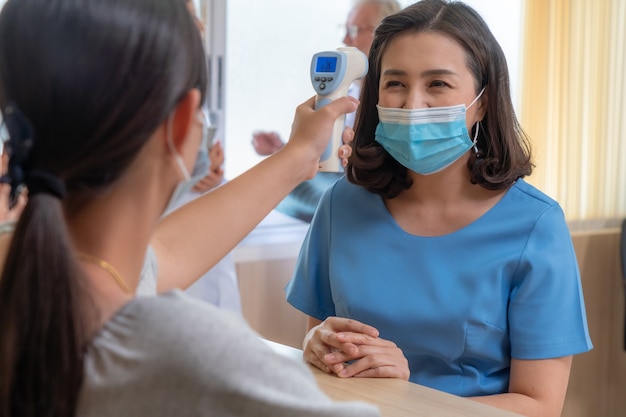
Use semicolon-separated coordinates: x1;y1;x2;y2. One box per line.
521;0;626;221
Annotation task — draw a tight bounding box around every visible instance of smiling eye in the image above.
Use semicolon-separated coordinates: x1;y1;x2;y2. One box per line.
430;80;449;88
383;80;404;88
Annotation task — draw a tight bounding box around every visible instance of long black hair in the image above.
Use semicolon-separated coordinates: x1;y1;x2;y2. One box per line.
0;0;207;416
347;0;532;198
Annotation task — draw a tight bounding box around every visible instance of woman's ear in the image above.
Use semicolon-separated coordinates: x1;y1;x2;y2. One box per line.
165;88;201;153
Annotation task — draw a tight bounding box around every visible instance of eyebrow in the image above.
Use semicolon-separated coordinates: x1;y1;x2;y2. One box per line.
382;68;459;77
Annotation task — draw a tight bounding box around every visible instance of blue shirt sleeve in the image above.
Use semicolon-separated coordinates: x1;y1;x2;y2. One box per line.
285;186;336;321
509;203;593;359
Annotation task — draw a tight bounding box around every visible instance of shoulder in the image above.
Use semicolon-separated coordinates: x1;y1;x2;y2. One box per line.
309;176;385;231
83;291;381;416
497;179;566;228
322;175;373;205
92;291;323;379
85;292;280;397
121;290;246;345
89;290;250;365
507;179;571;236
509;179;560;210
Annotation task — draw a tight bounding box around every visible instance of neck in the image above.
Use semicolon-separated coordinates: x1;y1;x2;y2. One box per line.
67;170;168;323
70;195;156;281
399;154;475;204
77;252;133;294
384;155;508;237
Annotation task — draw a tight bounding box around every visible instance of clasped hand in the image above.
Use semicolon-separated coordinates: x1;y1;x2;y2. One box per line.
303;317;410;380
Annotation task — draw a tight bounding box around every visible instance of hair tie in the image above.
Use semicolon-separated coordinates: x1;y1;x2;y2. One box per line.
25;170;66;200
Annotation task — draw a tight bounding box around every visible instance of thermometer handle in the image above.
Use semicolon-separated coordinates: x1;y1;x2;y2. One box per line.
315;95;349;172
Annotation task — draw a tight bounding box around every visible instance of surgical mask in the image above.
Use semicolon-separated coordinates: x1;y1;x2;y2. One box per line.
163;111;207;215
374;88;485;175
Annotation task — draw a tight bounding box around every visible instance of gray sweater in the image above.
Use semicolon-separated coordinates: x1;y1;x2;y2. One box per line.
76;290;380;416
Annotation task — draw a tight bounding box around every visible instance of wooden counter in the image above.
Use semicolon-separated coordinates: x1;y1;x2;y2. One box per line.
264;339;524;417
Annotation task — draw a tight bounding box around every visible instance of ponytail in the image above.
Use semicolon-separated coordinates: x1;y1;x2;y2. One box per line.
0;193;90;417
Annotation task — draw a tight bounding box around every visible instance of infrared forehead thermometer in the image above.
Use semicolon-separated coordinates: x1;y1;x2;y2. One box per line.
311;46;368;172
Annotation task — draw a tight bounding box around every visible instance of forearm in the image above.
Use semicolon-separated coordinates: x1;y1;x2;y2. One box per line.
153;143;315;291
469;356;571;417
470;392;562;417
152;95;358;291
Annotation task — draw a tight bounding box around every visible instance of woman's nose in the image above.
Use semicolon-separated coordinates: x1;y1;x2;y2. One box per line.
403;90;427;109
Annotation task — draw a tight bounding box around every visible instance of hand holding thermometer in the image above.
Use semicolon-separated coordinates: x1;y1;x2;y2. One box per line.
311;46;368;172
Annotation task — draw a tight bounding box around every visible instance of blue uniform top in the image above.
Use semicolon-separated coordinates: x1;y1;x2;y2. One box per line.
286;176;592;397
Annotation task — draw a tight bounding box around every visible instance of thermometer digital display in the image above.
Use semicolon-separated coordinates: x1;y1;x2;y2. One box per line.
315;56;338;73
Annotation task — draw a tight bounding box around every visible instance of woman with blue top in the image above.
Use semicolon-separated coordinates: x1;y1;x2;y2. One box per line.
285;1;592;416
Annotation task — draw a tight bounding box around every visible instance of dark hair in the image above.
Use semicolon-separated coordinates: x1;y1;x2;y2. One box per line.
347;0;532;198
0;0;207;416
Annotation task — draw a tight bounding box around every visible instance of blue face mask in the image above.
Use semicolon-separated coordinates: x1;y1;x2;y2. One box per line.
374;88;484;175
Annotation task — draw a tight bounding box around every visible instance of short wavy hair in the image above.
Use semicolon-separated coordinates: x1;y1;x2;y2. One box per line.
347;0;533;198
